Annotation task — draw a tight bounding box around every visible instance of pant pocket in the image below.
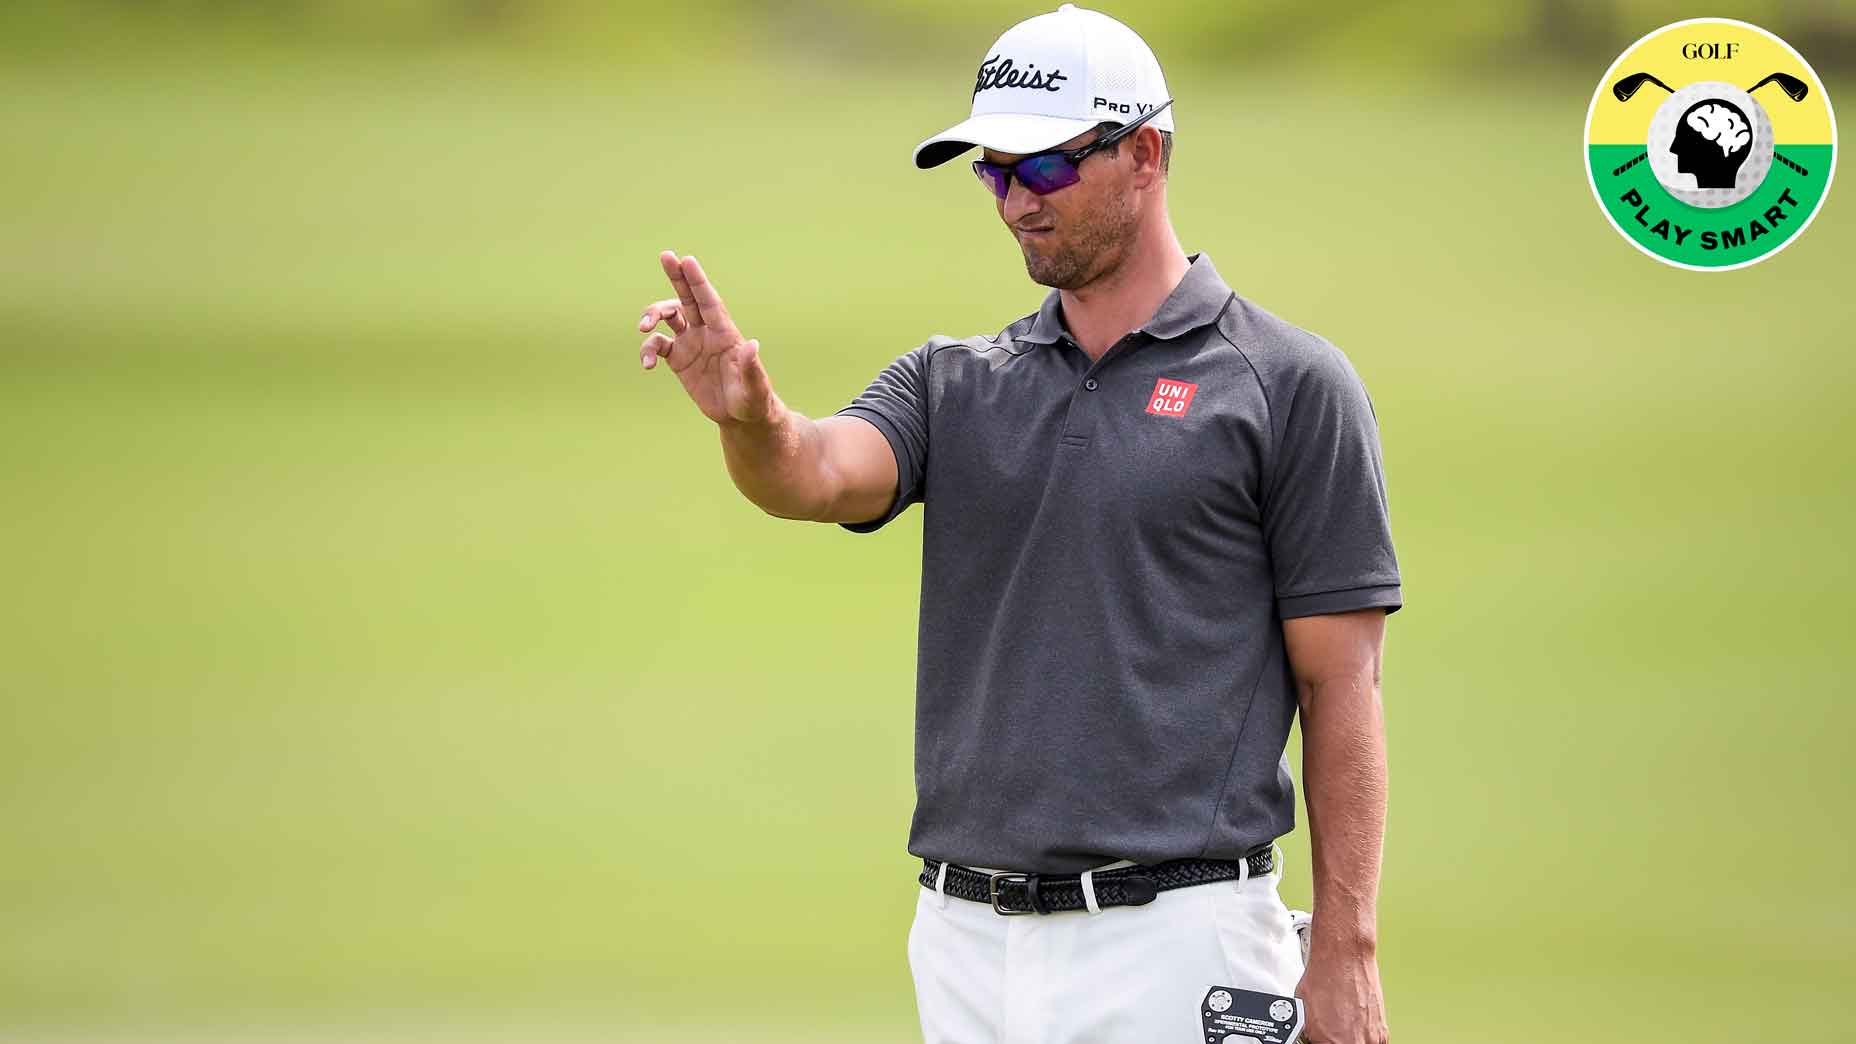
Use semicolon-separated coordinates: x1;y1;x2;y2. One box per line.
1208;881;1304;995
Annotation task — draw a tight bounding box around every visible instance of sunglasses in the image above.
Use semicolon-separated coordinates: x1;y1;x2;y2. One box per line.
972;99;1174;200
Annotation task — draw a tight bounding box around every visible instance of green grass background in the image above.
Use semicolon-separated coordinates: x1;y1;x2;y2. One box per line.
2;6;1853;1042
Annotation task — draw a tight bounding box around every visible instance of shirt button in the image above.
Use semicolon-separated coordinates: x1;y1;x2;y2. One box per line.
1084;379;1099;391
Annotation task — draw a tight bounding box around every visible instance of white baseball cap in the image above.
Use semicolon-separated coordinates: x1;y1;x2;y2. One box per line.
913;3;1175;169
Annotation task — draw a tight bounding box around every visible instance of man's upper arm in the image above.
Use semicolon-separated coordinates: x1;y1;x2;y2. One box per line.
816;414;902;527
1283;609;1387;695
830;341;932;532
1261;338;1402;619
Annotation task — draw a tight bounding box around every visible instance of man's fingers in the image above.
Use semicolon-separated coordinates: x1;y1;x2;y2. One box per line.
680;255;732;328
638;299;688;335
640;332;675;371
659;250;705;326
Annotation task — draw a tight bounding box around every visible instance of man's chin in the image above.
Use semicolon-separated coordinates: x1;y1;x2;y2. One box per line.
1020;246;1078;290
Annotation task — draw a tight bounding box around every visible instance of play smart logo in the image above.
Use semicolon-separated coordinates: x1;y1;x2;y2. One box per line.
1584;19;1836;271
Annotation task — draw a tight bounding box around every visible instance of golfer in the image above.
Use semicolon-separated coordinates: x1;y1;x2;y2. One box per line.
636;6;1399;1042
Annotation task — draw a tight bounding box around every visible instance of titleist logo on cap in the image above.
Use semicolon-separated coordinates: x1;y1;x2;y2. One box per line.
973;55;1069;95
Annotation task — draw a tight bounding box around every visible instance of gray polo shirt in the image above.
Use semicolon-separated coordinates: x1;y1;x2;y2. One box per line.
834;253;1400;874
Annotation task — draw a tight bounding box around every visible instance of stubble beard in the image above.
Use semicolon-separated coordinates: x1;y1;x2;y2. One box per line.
1019;197;1138;291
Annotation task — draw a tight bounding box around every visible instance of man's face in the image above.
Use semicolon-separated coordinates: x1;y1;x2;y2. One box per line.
983;128;1139;290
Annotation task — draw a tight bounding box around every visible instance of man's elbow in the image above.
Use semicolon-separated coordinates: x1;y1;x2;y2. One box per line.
1295;670;1382;716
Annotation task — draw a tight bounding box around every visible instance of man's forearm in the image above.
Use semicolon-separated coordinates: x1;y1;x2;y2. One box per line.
718;397;835;520
1299;668;1388;953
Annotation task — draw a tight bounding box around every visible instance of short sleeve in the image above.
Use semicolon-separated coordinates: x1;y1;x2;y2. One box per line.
833;342;930;533
1262;343;1403;618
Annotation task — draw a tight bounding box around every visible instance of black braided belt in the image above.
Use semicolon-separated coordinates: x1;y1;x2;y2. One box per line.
918;848;1274;916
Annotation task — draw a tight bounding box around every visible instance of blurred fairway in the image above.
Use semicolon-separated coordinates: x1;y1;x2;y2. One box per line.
3;20;1855;1044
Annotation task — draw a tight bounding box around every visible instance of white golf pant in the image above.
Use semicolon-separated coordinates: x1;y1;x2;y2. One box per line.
906;859;1306;1043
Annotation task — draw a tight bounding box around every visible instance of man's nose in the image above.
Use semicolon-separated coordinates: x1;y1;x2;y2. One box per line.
1001;176;1044;224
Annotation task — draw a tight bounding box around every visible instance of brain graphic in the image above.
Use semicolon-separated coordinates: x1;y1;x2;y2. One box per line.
1686;103;1751;157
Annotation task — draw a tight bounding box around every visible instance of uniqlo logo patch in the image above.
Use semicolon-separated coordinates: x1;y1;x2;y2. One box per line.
1145;377;1198;418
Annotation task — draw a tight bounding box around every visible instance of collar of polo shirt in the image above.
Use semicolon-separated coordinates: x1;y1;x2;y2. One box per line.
1019;252;1234;347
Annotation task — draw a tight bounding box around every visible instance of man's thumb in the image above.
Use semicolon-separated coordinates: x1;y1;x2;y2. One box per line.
742;339;772;398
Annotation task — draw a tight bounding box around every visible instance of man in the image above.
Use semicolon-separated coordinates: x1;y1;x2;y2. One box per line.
635;6;1398;1042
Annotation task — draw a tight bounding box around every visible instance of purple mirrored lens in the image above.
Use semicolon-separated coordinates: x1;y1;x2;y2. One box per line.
973;161;1012;200
1016;153;1080;194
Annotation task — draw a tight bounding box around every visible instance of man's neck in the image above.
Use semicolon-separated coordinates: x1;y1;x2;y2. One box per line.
1058;221;1190;363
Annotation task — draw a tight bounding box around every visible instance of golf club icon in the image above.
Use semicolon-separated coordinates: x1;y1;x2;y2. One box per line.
1608;71;1812;178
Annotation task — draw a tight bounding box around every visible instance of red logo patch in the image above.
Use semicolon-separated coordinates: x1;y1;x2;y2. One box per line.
1145;377;1198;418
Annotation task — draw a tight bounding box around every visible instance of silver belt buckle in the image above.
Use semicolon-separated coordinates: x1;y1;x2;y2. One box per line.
987;872;1033;915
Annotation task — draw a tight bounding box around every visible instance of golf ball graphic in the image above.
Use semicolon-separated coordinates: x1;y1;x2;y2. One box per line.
1647;82;1774;207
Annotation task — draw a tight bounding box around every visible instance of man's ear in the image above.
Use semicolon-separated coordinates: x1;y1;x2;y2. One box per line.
1130;125;1165;187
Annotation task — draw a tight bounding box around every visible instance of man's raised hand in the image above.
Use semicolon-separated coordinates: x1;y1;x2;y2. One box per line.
638;251;779;427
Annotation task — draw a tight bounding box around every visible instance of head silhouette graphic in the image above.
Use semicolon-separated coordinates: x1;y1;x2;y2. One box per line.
1670;99;1753;188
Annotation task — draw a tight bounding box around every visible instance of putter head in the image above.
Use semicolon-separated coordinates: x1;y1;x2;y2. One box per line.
1750;72;1809;102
